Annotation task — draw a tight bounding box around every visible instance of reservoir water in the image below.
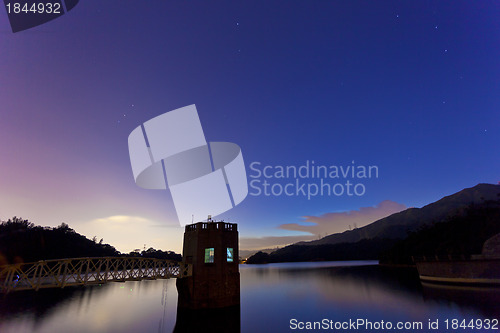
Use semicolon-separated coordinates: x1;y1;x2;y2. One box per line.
1;261;499;332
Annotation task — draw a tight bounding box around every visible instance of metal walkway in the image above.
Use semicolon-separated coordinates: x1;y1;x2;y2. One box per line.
0;257;191;293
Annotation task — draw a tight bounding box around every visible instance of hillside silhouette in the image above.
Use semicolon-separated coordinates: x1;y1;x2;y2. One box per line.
380;199;500;265
301;183;500;246
0;217;180;265
247;183;500;264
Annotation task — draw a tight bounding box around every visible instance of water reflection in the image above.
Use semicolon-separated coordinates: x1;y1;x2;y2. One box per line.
0;285;106;329
421;282;500;318
173;305;240;333
0;262;498;333
240;262;499;333
0;280;179;333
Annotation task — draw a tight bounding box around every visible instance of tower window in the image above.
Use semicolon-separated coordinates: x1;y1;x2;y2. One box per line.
204;248;214;263
227;248;234;262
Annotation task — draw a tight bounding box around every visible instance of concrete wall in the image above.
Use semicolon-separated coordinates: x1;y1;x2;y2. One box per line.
416;258;500;284
482;233;500;257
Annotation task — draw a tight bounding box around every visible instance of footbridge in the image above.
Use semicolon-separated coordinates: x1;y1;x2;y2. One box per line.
0;257;191;293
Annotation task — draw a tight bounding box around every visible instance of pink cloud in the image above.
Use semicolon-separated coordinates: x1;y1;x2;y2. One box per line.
240;200;407;250
279;200;406;237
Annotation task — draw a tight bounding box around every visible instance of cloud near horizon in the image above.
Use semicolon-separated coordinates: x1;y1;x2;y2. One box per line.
240;200;406;250
281;200;406;236
76;215;184;254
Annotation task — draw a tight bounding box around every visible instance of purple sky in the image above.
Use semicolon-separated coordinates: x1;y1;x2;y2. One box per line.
1;1;499;253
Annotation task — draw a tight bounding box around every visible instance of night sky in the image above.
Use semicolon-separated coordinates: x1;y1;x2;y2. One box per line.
1;1;499;253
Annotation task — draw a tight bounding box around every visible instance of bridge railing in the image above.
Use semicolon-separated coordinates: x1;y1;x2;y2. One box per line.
0;257;191;293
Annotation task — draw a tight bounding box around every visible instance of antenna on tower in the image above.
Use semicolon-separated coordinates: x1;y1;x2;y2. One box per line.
208;215;212;222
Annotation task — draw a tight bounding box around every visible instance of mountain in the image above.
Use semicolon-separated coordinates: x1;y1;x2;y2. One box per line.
245;238;398;264
300;183;500;246
0;218;119;265
247;183;500;264
0;218;181;265
239;248;277;260
380;199;500;264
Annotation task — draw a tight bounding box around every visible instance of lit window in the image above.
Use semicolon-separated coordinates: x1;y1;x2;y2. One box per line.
204;248;214;263
227;248;234;262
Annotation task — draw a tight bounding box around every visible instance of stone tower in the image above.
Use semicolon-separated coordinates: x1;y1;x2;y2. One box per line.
176;220;240;309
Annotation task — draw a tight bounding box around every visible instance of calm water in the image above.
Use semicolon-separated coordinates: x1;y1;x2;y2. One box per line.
1;261;499;332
